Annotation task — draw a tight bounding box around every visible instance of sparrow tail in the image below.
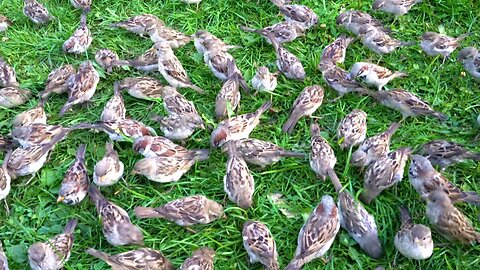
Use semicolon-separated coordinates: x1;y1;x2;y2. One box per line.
88;185;105;204
466;152;480;161
359;190;376;204
59;102;73;116
456;33;470;42
257;101;273;114
279;150;306;158
134;206;164;219
394;71;409;78
327;168;342;192
385;122;401;137
85;248;110;262
285;258;304;270
282;114;301;135
192;149;210;161
239;25;256;33
76;144;87;160
400;41;416;47
111;60;132;67
188;84;205;94
460;191;480;207
432;111;448;122
399;205;413;225
63;219;78;235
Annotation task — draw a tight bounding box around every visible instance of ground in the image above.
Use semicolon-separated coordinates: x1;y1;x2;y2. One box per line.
0;0;479;269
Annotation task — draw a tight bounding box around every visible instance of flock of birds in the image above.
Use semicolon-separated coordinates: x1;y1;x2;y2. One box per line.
0;0;480;269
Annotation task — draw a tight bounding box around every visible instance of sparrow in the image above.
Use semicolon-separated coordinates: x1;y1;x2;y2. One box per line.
86;248;174;270
11;123;71;147
409;155;480;206
28;219;77;270
0;86;31;108
372;0;422;16
282;85;324;134
133;135;207;158
0;15;13;32
155;41;204;93
180;247;215;270
118;76;165;100
62;12;92;54
0;57;18;87
211;101;272;147
337;109;368;149
224;138;305;167
426;190;480;243
73;119;156;142
152;114;203;141
420;32;468;61
240;21;305;44
272;2;319;31
320;34;356;67
89;185;144;246
242;221;279;270
148;22;192;49
101;82;126;122
70;0;91;12
12;99;47;127
132;150;209;183
336;10;389;35
329;170;383;259
23;0;54;24
112;46;159;72
285;195;340;270
224;140;255;209
59;60;99;116
95;48;119;73
134;195;224;226
360;147;412;204
310;122;336;181
319;65;366;101
394;206;433;260
251;66;279;94
193;30;240;55
367;89;447;121
419;140;480;170
57;144;89;205
110;14;162;37
457;47;480;80
264;31;305;80
161;86;204;127
0;150;12;209
93;142;124;187
0;241;8;270
215;59;241;119
40;64;76;99
358;25;413;54
349;62;408;90
351;122;400;168
180;0;202;9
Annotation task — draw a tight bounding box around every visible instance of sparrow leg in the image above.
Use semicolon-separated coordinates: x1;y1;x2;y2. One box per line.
4;199;9;215
22;174;36;186
185;227;198;234
321;255;332;264
309;115;323;120
328;96;342;103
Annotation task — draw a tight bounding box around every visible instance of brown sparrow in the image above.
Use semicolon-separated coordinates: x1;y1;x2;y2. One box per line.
86;248;174;270
0;150;12;209
351;122;400;168
409;155;480;206
113;46;159;72
95;48;119;73
28;219;77;270
273;3;319;31
11;123;71;148
360;147;411;204
12;99;47;128
372;0;422;16
0;86;32;108
23;0;54;24
40;64;75;99
216;59;241;119
118;76;165;100
320;65;366;101
152;114;203;141
133;135;207;158
211;101;272;147
251;66;279;94
310;122;336;181
193;30;240;56
162;86;204;127
320;34;355;67
457;47;480;80
110;14;162;37
148;22;192;49
264;31;305;80
0;57;18;87
358;25;413;54
134;195;224;226
240;21;305;44
101;82;126;122
70;0;91;12
337;109;367;149
93;142;124;187
63;12;92;54
285;195;340;270
59;60;99;116
419;140;480;170
394;206;433;260
58;144;89;205
224;141;255;209
180;247;215;270
0;241;8;269
282;85;324;134
73;119;156;142
349;62;408;90
89;185;144;246
420;32;468;61
426;190;480;243
336;10;389;35
242;221;279;270
0;15;12;32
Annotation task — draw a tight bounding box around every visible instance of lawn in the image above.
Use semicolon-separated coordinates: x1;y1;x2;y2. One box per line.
1;0;480;269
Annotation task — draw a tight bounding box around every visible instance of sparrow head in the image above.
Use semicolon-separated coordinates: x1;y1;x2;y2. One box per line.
206;200;224;219
132;158;155;175
193;247;216;259
362;233;383;259
426;190;451;208
421;32;438;42
409;154;434;178
457;47;478;62
133;136;151;153
210;128;228;148
358;25;376;36
412;224;432;246
118;223;144;246
336;12;348;26
28;243;46;265
372;0;386;10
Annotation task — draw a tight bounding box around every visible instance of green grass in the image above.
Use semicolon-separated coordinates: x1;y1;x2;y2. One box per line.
1;0;480;269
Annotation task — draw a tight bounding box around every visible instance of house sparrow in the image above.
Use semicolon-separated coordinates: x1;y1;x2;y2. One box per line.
420;32;468;61
211;101;272;147
59;60;99;116
70;0;91;12
89;185;144;246
251;66;279;94
215;59;241;119
28;219;77;270
134;195;223;226
101;82;126;122
23;0;54;24
0;150;12;208
360;147;411;204
180;0;202;9
240;21;305;44
336;10;389;35
272;3;319;31
95;49;119;73
149;22;192;49
320;65;366;101
57;144;88;205
310;122;336;181
242;221;279;270
62;12;92;54
224;141;255;209
118;76;165;100
351;122;400;168
180;247;215;270
349;62;408;90
426;190;480;243
0;86;31;108
358;25;413;54
457;47;480;80
12;99;47;127
409;155;480;206
161;86;204;127
367;89;447;121
285;195;340;270
86;248;174;270
155;41;204;93
320;34;355;67
110;14;162;37
372;0;422;16
193;30;240;55
394;206;433;260
152;114;203;141
419;140;480;170
93;142;124;187
0;241;8;270
0;15;13;32
282;85;324;134
329;170;383;259
264;31;305;80
0;57;18;87
133;135;208;158
73;119;156;142
40;64;75;99
11;123;71;147
337;109;367;149
224;138;305;167
113;46;159;72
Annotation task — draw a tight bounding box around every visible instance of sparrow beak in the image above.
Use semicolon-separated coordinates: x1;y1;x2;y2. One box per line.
131;170;138;175
57;196;65;203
